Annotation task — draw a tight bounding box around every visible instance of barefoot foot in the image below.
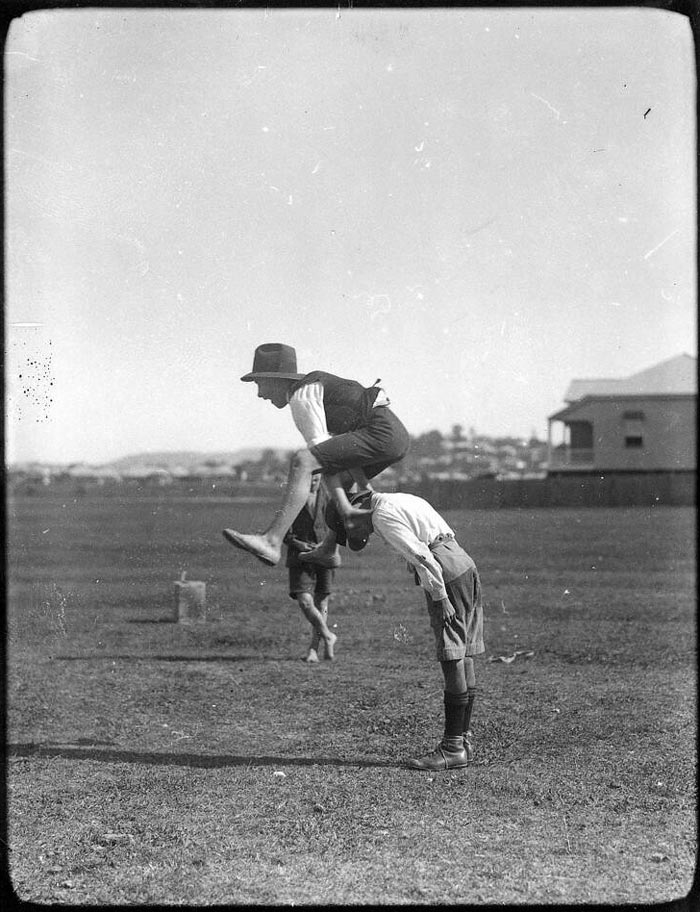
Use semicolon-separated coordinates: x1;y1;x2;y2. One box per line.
304;648;320;663
323;632;337;661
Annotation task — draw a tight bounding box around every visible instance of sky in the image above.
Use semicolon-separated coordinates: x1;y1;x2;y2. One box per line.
4;6;696;465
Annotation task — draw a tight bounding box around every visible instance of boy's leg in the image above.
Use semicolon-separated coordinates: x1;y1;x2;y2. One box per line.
223;449;323;566
442;658;469;752
302;408;409;528
307;626;322;662
463;656;477;727
325;469;374;521
307;603;322;661
463;656;476;689
406;659;470;771
460;565;483;751
297;593;321;662
314;594;334;660
407;582;473;771
462;657;477;758
406;660;470;770
348;467;371;491
289;566;324;661
296;592;337;661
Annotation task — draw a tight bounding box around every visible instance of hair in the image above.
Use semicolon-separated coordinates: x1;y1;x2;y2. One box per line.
346;510;373;551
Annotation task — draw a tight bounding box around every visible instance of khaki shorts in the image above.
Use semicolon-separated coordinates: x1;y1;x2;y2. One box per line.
309;407;409;477
288;563;334;601
424;540;485;661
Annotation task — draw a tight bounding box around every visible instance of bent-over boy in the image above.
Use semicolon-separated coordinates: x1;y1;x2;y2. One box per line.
342;490;485;771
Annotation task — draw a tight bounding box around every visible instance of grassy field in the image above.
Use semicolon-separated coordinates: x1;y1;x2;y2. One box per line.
6;492;697;905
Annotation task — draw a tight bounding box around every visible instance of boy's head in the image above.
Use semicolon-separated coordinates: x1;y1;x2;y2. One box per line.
345;491;374;551
240;343;305;408
254;376;294;409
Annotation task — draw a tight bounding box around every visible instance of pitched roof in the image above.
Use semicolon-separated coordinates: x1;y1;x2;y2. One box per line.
564;354;697;402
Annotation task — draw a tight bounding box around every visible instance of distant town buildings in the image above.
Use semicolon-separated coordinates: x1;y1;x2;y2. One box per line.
393;425;548;484
7;431;549;496
9;354;695;498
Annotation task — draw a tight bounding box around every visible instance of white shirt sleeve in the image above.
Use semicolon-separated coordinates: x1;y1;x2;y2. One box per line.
373;507;449;602
288;382;331;447
373;387;390;407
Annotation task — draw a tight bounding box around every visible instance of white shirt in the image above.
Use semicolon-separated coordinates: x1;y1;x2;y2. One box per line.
287;380;391;448
288;382;331;446
369;492;454;602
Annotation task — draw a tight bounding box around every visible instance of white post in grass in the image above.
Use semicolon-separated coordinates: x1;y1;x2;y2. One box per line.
174;572;206;623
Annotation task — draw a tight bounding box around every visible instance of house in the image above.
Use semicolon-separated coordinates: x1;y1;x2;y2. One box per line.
547;354;697;473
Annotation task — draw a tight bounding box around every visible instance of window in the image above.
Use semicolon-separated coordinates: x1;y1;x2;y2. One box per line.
622;410;645;450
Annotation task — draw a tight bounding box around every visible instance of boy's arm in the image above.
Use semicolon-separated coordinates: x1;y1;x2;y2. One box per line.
288;382;331;447
284;514;315;552
287;537;314;552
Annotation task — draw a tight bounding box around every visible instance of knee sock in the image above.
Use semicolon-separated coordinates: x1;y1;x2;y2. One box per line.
463;687;477;736
443;691;469;751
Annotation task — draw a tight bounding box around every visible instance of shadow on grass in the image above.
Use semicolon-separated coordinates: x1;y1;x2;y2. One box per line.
8;742;395;770
53;654;292;662
127;618;177;624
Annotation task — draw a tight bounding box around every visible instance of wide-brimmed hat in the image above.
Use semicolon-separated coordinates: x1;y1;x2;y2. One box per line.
240;343;306;382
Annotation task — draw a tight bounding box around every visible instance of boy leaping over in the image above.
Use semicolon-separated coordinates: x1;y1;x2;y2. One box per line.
223;343;410;568
340;490;485;771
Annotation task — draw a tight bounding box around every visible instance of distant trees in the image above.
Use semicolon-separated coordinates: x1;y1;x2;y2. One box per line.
411;429;445;458
450;424;466;446
235;448;291;483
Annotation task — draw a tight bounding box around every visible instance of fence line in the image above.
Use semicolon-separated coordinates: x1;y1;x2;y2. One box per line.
9;471;696;508
401;471;696;510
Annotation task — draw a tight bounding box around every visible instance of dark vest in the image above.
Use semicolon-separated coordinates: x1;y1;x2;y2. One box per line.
290;486;329;544
290;371;382;435
285;487;329;567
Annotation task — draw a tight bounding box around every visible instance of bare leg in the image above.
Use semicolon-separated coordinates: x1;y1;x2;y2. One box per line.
306;594;326;660
309;627;322;652
297;592;336;661
463;657;476;689
326;471;374;520
306;621;322;663
441;658;467;694
348;467;372;493
223;449;322;566
314;595;335;660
